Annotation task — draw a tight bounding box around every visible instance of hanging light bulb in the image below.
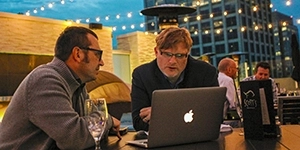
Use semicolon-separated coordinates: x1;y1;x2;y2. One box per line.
127;12;132;18
75;19;81;24
96;17;100;22
122;26;126;30
184;17;188;22
85;18;90;23
61;0;65;4
286;0;291;6
131;25;135;29
241;27;246;32
33;9;37;14
113;27;117;31
25;11;30;16
105;16;109;20
48;3;53;8
40;6;45;11
116;14;120;19
140;23;144;28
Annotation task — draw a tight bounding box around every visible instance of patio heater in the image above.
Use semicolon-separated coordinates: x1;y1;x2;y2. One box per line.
198;52;215;64
140;4;196;30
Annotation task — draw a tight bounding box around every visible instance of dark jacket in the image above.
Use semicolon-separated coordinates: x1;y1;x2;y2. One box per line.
131;56;219;131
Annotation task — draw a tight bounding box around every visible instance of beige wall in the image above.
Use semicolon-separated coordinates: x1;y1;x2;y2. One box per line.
0;12;113;72
0;11;160;92
117;31;156;75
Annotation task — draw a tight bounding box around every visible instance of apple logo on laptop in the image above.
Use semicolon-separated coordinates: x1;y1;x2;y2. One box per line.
184;110;194;123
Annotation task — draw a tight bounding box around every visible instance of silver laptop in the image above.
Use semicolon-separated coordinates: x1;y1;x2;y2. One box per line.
127;87;226;148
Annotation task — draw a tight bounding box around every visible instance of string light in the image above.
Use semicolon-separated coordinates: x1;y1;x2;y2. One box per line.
286;0;291;6
19;0;300;34
131;24;135;29
96;17;100;22
48;3;53;8
25;11;30;16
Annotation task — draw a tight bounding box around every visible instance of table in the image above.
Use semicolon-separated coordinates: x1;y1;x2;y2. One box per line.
102;125;300;150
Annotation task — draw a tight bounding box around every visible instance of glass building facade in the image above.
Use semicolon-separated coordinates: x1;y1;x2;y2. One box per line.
142;0;279;80
272;11;299;78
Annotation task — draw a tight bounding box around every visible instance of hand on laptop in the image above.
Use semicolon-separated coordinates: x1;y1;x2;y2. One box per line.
140;107;151;123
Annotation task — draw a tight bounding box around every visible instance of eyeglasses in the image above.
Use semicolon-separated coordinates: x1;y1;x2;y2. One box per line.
79;47;103;61
160;50;188;59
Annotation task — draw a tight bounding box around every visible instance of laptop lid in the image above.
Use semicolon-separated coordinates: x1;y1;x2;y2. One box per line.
128;87;226;148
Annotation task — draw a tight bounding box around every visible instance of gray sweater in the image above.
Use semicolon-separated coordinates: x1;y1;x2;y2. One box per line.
0;57;112;150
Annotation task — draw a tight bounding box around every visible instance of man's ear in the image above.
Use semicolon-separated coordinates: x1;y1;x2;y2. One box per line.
154;47;159;55
72;47;82;62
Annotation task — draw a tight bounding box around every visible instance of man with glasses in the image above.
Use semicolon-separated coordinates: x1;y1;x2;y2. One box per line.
0;26;121;149
131;27;219;131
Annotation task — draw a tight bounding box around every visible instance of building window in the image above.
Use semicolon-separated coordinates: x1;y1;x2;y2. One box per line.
228;42;239;53
213;19;223;28
225;3;236;14
191;35;199;45
202;32;212;43
191;47;200;56
215;44;225;53
200;9;210;19
226;16;237;27
203;46;212;54
214;29;224;41
201;21;210;30
228;29;238;39
212;6;222;17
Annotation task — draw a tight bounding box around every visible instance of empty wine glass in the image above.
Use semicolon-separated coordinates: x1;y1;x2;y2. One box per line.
85;98;108;150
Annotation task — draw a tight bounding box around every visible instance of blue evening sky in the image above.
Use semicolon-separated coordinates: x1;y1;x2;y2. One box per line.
0;0;299;47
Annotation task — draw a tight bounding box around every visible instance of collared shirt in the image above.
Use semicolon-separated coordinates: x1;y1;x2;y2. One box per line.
242;75;278;103
218;72;236;109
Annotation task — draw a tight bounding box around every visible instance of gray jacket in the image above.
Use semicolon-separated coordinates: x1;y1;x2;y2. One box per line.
0;57;112;150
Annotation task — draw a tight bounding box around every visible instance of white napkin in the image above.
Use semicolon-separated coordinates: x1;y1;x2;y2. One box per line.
220;124;233;133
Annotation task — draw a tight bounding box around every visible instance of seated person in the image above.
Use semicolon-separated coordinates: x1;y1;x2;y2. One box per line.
242;61;278;103
131;27;219;131
0;26;121;149
217;58;240;119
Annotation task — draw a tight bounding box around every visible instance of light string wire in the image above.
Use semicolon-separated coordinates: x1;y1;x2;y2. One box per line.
21;0;299;34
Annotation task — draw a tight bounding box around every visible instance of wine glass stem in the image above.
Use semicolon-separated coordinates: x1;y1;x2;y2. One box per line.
95;139;101;150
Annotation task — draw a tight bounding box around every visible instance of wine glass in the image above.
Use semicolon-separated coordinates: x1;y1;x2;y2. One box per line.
85;98;108;150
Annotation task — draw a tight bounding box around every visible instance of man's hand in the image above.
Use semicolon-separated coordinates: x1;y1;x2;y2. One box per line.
111;117;122;139
140;107;151;123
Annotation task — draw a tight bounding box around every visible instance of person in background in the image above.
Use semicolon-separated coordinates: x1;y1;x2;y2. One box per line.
131;27;219;131
242;61;278;103
0;26;121;149
217;58;239;119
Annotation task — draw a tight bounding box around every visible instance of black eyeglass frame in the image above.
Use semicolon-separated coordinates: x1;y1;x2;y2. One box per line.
159;50;188;59
79;47;103;61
